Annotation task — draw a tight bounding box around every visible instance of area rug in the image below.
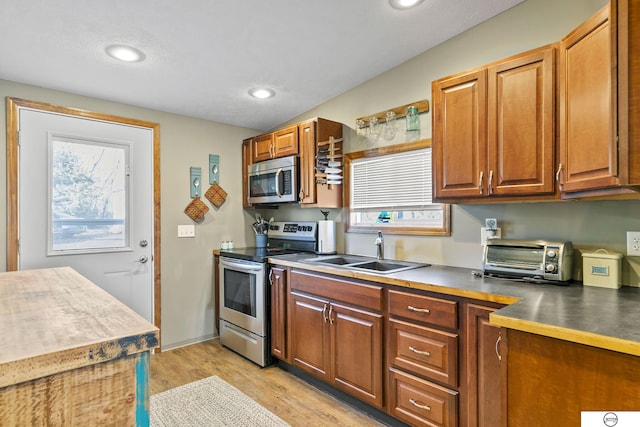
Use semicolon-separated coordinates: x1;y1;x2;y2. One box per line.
150;376;291;427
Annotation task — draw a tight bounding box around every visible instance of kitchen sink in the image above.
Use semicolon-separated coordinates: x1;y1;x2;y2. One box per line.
303;255;372;265
349;260;421;273
303;255;428;274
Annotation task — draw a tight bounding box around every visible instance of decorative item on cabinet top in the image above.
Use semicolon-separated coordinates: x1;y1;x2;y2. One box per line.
315;136;343;187
355;99;429;135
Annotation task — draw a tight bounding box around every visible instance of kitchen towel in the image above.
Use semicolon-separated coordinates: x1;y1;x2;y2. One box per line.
205;182;228;207
184;197;209;221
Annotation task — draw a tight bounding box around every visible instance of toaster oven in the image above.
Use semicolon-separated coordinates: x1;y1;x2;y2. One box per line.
482;239;574;283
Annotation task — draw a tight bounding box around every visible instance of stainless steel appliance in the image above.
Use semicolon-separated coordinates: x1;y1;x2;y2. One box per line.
482;239;574;283
247;156;298;204
219;221;317;366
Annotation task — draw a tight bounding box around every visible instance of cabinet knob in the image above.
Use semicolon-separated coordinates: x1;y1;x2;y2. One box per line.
555;163;564;190
488;170;494;195
409;346;431;357
409;399;431;411
407;305;430;314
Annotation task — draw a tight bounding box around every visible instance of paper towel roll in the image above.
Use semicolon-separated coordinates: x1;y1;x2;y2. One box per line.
317;220;336;254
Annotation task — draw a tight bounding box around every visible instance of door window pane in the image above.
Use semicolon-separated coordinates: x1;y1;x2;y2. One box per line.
49;136;129;253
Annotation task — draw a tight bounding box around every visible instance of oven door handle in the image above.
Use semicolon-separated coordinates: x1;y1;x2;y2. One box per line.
220;258;264;272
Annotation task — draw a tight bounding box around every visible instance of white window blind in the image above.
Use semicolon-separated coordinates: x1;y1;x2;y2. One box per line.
350;148;432;210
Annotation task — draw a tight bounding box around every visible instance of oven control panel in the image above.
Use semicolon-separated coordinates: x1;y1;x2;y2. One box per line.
269;221;317;240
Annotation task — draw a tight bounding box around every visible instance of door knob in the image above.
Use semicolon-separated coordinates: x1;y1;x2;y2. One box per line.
138;255;149;264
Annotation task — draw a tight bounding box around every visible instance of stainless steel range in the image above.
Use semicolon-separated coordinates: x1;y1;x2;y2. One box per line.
218;221;317;366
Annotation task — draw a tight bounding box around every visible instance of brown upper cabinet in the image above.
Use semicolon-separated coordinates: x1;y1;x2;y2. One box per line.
558;6;615;195
433;2;640;203
298;118;343;208
432;45;556;202
558;2;640;198
241;138;253;208
251;125;298;163
244;118;343;208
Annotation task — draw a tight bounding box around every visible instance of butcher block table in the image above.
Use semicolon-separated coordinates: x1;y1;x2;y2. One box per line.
0;267;159;426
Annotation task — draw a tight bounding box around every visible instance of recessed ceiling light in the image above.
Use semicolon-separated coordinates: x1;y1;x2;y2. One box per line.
105;45;146;62
389;0;424;9
249;88;275;99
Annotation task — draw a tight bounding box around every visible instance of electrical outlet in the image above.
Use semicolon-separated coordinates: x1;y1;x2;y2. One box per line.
481;227;501;245
627;231;640;256
178;224;195;238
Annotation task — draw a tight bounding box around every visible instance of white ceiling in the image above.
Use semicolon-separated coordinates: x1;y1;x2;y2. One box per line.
0;0;524;131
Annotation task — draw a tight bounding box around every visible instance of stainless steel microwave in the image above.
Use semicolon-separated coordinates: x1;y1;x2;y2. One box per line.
248;156;298;204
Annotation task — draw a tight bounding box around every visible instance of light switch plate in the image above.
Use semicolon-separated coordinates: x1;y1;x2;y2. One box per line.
178;224;195;238
627;231;640;256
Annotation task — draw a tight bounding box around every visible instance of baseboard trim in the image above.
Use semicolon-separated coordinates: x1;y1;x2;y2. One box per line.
161;334;217;352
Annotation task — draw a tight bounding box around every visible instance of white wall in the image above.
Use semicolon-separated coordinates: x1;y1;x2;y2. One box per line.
263;0;640;286
2;0;638;350
0;80;260;349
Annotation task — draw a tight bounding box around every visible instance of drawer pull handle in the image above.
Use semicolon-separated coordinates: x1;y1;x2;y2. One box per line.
407;305;430;314
409;346;431;357
322;303;328;323
409;399;431;411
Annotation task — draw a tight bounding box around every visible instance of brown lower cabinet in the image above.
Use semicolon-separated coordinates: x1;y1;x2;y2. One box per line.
388;367;458;427
269;267;507;426
506;329;640;427
462;302;505;427
288;269;384;408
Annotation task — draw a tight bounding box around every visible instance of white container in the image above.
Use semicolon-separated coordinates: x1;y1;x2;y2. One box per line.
582;249;623;289
317;220;336;255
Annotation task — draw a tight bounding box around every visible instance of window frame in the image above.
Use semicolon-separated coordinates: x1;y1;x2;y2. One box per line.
344;139;451;236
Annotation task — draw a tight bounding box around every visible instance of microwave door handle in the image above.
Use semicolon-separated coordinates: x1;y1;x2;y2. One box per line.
275;168;283;197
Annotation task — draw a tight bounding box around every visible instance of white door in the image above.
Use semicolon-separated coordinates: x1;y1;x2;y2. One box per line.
17;107;154;323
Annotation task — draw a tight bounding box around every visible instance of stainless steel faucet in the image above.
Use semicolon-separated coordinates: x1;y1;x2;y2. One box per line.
375;231;384;260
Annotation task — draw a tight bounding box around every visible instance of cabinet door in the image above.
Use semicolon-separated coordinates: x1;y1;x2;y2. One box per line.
464;303;504;427
289;291;331;381
559;7;618;193
270;267;288;361
330;301;384;408
273;125;298;158
487;46;556;197
432;69;488;200
298;120;317;204
241;138;253;209
252;133;274;163
389;367;459;427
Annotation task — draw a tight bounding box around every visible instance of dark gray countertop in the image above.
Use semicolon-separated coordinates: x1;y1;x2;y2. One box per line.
269;253;640;356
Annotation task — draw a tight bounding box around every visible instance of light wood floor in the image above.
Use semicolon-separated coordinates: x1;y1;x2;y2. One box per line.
149;339;386;427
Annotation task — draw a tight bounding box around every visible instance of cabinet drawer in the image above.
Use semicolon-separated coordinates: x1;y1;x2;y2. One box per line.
291;270;383;312
389;319;458;387
388;367;458;427
389;290;458;329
